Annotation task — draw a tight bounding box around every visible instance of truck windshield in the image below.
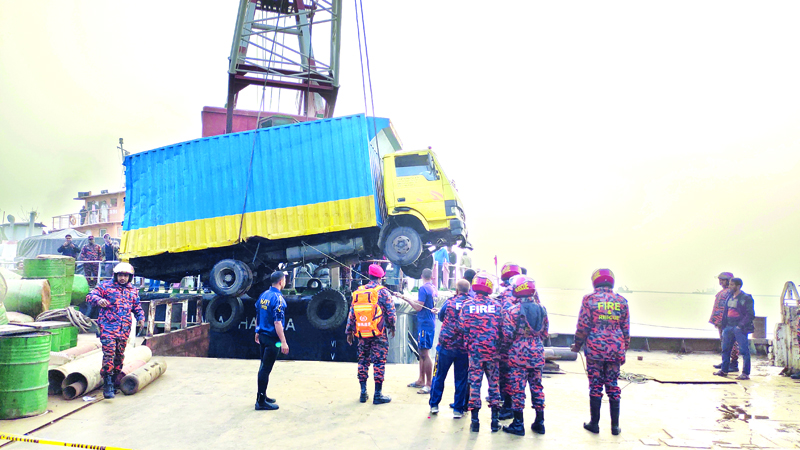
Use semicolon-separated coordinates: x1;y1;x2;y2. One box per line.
395;154;438;181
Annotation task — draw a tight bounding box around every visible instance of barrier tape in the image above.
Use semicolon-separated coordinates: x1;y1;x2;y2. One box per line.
0;433;135;450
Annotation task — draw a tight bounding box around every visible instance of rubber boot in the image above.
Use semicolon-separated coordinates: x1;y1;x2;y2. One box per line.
531;409;545;435
583;396;601;433
373;382;391;404
255;393;278;410
103;375;115;399
490;408;501;432
498;394;513;420
610;400;621;435
502;410;525;436
359;381;369;403
470;409;480;432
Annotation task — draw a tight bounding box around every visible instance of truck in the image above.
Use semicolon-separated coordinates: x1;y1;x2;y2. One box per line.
121;113;468;298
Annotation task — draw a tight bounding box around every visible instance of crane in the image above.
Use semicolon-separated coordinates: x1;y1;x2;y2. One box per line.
225;0;342;133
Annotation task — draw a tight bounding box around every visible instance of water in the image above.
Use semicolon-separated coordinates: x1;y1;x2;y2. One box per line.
538;288;781;339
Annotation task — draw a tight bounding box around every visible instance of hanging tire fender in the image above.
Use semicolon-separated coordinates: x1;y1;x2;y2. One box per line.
205;295;244;333
306;289;348;331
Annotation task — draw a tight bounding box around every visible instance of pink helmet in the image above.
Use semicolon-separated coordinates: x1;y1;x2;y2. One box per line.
472;272;494;294
501;263;521;281
591;269;615;288
368;264;385;278
512;276;536;298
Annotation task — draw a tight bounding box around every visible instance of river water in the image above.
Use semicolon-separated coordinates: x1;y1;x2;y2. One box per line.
537;288;781;339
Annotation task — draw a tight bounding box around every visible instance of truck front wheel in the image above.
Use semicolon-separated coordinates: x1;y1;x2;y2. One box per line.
209;259;253;297
383;226;422;266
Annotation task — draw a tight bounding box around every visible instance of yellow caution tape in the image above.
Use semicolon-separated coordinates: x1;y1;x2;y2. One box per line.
0;433;135;450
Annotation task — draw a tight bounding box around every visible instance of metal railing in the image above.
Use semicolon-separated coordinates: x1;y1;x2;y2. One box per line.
51;211;116;230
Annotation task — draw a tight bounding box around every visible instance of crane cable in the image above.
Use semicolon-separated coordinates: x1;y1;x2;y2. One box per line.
354;0;381;156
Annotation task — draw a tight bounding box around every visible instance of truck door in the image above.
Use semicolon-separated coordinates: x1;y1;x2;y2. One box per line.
391;152;446;223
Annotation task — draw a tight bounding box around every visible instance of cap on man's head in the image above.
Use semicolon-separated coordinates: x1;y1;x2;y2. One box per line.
717;272;734;280
368;264;385;278
103;233;110;239
463;269;476;283
65;234;72;238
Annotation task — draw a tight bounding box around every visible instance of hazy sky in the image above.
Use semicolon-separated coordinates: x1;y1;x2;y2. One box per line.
1;1;798;295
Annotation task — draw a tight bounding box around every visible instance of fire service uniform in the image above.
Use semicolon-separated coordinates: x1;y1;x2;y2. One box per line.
458;273;502;432
429;292;470;416
572;269;629;436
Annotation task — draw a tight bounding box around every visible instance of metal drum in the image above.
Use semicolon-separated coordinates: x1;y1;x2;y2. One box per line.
0;332;51;419
24;257;69;310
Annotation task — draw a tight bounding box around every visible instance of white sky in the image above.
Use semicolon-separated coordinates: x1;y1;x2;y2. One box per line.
1;1;799;295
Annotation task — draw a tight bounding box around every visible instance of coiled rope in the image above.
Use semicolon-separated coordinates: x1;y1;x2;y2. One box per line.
36;308;94;333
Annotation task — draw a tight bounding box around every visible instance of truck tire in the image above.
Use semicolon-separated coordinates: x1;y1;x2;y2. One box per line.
383;226;422;266
205;295;244;333
307;278;323;290
401;253;433;279
306;289;348;331
209;259;253;297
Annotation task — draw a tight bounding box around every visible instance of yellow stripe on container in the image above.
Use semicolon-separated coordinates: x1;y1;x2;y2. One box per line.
121;195;377;259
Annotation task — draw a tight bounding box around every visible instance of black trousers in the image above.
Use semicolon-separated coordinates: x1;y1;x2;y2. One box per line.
258;333;280;395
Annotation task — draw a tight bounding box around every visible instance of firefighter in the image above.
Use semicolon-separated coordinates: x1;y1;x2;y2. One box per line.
501;276;548;436
345;264;397;405
570;269;630;435
458;272;503;432
86;262;144;399
497;262;522;421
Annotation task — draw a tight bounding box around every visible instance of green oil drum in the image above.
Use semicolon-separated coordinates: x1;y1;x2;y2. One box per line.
49;293;71;310
71;274;90;305
4;279;51;316
0;332;51;419
46;323;77;351
0;302;8;326
23;258;67;297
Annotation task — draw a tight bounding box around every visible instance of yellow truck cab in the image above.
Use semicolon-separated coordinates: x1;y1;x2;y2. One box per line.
378;149;468;278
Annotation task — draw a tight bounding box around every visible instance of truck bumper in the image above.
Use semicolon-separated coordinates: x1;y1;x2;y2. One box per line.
449;218;467;240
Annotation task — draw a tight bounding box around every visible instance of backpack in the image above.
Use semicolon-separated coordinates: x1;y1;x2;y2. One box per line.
352;285;385;338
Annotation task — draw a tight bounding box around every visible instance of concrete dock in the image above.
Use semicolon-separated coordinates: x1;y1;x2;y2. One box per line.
1;351;798;449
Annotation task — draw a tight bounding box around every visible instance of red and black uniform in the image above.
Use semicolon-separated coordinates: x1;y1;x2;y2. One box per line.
573;287;630;401
710;287;738;364
345;281;396;383
458;292;502;410
80;242;103;287
503;297;548;412
86;279;144;378
429;292;470;412
496;284;515;404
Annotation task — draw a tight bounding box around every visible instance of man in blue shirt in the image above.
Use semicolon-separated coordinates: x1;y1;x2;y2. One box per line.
254;271;290;411
403;268;437;393
433;247;448;289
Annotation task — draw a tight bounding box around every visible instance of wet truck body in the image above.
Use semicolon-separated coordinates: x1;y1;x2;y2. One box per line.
121;114;468;298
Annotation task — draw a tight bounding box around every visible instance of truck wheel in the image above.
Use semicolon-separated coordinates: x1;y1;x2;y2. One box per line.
307;278;323;290
306;289;348;331
209;259;253;297
205;295;244;333
383;226;422;266
401;253;433;279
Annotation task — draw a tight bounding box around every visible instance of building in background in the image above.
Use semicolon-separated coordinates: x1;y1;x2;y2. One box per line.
51;190;125;238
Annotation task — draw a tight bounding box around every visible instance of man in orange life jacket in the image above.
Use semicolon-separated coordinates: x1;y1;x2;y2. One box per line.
346;264;397;404
571;269;630;436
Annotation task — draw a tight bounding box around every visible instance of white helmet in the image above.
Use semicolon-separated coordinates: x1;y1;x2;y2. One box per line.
113;262;135;275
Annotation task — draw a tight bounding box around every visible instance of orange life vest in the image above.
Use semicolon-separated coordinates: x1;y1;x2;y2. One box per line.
353;285;385;338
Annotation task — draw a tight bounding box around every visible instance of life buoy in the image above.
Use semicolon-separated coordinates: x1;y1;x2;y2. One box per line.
69;216;77;225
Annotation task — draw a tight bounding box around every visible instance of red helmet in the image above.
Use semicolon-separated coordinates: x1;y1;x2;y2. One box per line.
501;263;521;281
591;269;615;288
472;272;494;294
368;264;385;278
512;276;536;298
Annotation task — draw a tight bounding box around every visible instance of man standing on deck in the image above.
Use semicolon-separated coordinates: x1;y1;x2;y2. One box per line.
571;269;630;436
346;264;397;404
79;234;102;288
501;276;548;436
497;262;522;421
458;272;503;433
254;271;289;411
713;278;755;381
710;272;739;372
404;268;437;394
429;279;470;418
433;247;448;289
57;234;80;259
86;263;144;399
